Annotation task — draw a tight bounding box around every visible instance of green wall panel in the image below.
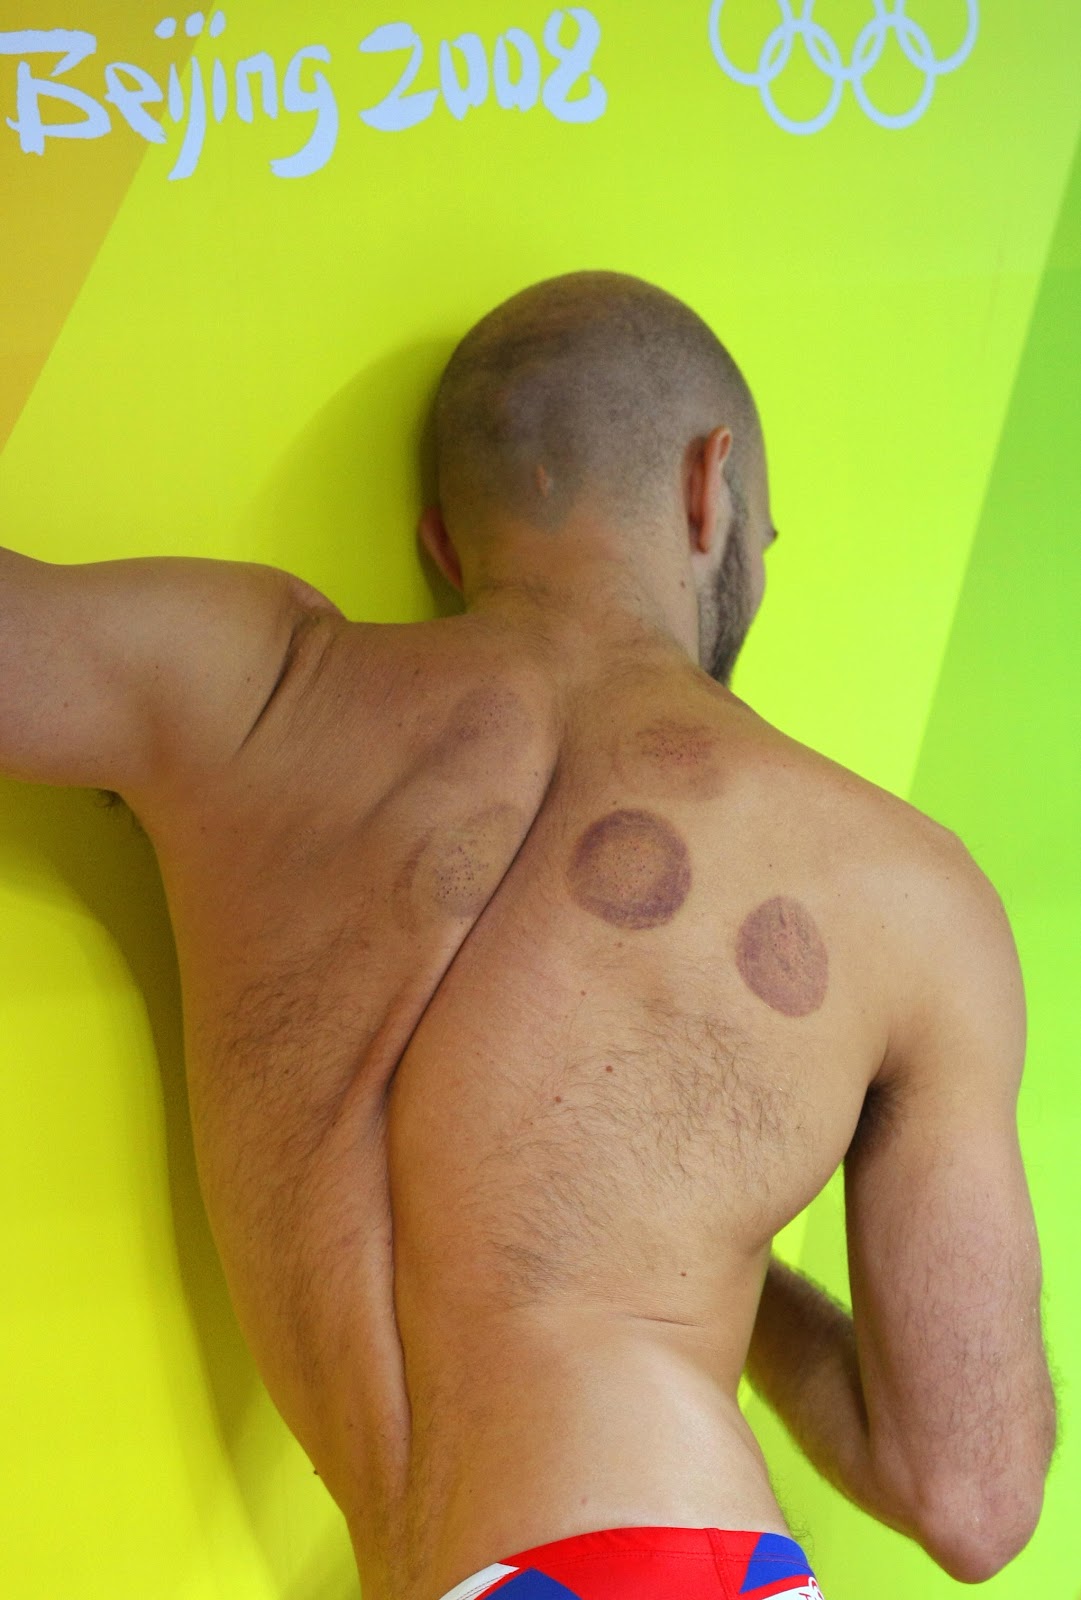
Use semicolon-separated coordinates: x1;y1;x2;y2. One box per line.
750;122;1081;1600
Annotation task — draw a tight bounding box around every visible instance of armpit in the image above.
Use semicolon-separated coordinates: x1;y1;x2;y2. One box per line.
846;1075;905;1162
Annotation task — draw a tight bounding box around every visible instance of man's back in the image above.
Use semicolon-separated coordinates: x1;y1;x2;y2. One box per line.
0;270;1058;1597
131;601;959;1598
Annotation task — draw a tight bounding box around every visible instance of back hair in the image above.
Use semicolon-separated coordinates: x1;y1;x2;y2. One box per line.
434;270;761;540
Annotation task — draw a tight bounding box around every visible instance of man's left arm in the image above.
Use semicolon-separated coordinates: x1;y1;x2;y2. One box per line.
0;546;339;799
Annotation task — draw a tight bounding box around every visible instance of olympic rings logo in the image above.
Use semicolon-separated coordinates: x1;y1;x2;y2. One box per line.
708;0;979;134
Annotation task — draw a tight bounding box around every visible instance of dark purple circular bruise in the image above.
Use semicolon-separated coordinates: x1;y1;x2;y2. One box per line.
567;809;692;931
735;896;829;1018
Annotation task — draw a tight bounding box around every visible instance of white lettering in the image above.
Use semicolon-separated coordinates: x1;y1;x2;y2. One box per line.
1;29;110;155
167;61;184;122
543;8;606;124
494;29;541;113
359;22;438;132
235;52;278;123
212;59;228;123
440;33;489;122
169;54;206;179
1;10;608;176
272;45;338;178
104;61;166;144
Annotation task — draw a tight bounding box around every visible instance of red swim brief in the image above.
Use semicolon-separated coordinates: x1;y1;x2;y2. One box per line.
437;1526;824;1600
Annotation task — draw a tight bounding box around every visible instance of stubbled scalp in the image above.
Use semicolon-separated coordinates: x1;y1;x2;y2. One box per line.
433;269;762;537
735;897;829;1018
616;718;725;802
567;809;692;931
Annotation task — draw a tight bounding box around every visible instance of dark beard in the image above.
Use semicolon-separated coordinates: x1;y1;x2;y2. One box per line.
702;488;754;687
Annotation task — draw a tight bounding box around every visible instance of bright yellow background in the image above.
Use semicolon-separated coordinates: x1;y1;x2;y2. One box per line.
1;3;1079;1595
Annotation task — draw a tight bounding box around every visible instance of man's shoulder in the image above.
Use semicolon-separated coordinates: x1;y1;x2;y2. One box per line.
791;748;1012;1052
743;724;1005;983
739;717;962;864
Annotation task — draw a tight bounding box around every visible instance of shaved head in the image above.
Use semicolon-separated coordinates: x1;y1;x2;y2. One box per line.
434;270;762;543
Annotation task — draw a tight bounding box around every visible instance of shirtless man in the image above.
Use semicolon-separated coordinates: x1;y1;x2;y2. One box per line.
0;270;1057;1600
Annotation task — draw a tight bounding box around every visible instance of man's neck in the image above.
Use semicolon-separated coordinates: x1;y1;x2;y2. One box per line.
460;520;701;668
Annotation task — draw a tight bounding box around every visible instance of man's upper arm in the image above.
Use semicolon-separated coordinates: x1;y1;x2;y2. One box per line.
845;831;1056;1580
0;549;341;795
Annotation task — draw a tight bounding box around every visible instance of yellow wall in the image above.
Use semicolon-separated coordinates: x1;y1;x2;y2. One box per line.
1;4;1079;1593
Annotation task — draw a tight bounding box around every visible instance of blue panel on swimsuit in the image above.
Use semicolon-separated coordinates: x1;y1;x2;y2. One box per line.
739;1532;816;1593
498;1571;584;1600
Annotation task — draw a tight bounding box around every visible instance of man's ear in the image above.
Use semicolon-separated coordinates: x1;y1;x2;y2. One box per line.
687;427;733;555
418;505;464;593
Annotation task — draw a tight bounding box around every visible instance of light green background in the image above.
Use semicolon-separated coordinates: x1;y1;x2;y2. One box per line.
0;3;1078;1595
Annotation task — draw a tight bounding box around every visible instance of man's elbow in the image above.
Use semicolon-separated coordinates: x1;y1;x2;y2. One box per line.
921;1477;1048;1584
914;1379;1058;1583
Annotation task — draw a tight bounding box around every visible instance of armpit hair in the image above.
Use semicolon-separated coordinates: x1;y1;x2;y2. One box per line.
95;789;146;836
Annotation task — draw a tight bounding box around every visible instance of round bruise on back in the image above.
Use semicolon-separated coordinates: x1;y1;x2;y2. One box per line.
398;803;526;924
735;896;829;1018
445;683;533;747
615;716;726;802
567;808;692;931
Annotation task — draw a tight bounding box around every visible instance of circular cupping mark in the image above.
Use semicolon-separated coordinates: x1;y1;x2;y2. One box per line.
398;805;525;925
567;809;692;931
617;717;725;802
735;896;829;1018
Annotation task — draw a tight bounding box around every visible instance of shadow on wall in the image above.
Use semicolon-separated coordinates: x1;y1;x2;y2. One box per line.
241;339;465;624
0;342;474;1594
0;704;371;1591
0;781;265;1540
